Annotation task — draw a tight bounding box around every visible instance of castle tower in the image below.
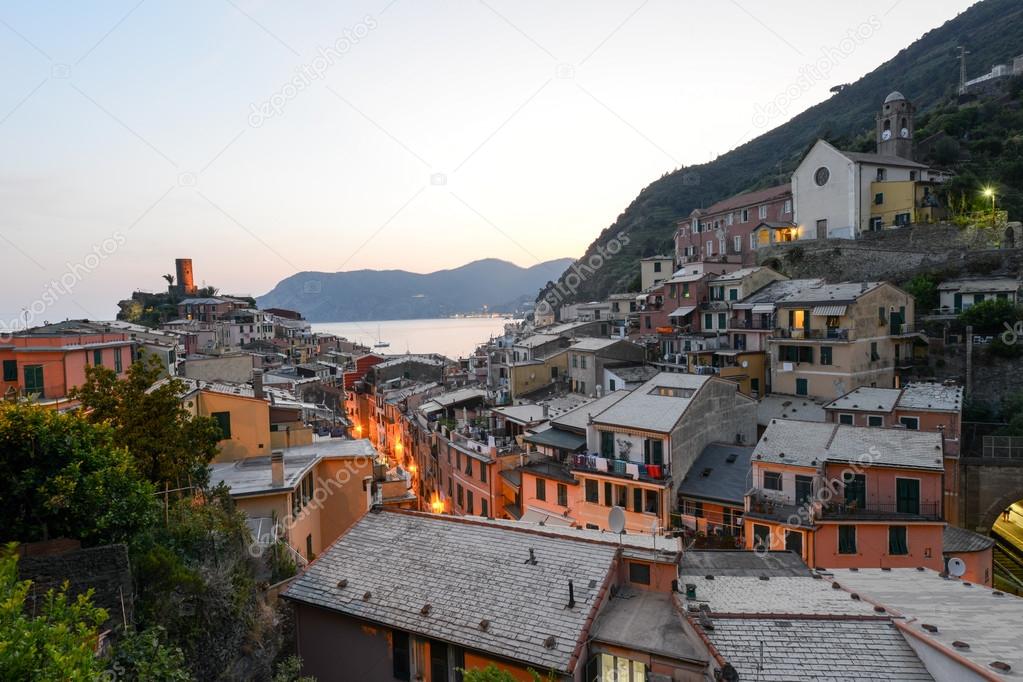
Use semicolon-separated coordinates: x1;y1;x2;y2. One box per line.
876;91;915;159
175;258;197;295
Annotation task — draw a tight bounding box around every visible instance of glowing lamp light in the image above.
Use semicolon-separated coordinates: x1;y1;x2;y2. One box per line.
982;187;995;198
429;494;444;514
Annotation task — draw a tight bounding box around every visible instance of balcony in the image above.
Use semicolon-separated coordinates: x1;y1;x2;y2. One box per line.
774;327;851;341
729;318;775;331
818;501;942;522
571;454;671;484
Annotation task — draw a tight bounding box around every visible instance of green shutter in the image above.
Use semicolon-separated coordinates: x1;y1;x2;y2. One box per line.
212;411;232;439
2;360;16;382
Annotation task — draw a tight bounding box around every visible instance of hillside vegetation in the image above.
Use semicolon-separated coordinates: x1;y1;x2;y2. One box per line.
538;0;1023;306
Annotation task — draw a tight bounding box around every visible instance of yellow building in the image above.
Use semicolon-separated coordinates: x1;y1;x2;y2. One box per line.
868;180;946;229
507;350;568;399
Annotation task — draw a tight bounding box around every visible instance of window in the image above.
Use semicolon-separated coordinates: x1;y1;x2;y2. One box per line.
466;490;474;515
784;199;792;214
741;208;749;223
779;345;812;363
588;654;646;682
683;283;690;298
609;379;616;391
465;457;473;476
704;313;713;330
733;236;742;253
706;240;714;256
843;473;866;507
899;416;919;430
795;378;808;396
456;484;463;509
758;205;768;219
750;233;758;250
896;478;920;515
729;288;738;301
839;413;854;425
572;354;578;368
306;534;313;560
870;342;880;362
795;475;813;504
633;488;643;513
653;261;662;272
870;217;884;231
868;415;884;427
616;485;628;507
114;349;123;373
603;481;612;507
763;471;782;491
814;167;830;186
838;526;857;554
92;349;102;366
644;439;664;466
480;464;487;483
628;562;651;585
392;630;410;681
481;498;489;517
535;478;546;502
212;411;232;439
600;431;614;458
2;360;16;382
645;489;659;514
874;192;884;206
820;346;832;366
580;356;587;369
888;526;908;555
687;500;704;518
877;168;887;181
785;530;803;555
584;480;597;504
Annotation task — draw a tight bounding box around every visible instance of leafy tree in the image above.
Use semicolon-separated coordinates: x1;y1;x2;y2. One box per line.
0;544;108;681
462;664;556;682
0;403;158;545
273;656;315;682
958;299;1023;332
904;274;939;313
71;354;221;487
106;626;190;681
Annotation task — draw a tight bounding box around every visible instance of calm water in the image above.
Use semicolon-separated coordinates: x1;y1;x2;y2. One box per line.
312;318;516;359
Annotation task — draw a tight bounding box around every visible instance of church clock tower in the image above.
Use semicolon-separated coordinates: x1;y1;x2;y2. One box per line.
876;91;915;159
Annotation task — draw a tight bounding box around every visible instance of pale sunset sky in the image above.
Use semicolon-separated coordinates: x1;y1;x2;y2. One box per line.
0;0;979;323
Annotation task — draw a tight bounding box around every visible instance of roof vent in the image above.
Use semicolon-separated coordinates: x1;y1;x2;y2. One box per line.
705;575;715;580
725;453;738;464
567;580;576;609
874;606;886;613
832;582;842;590
779;452;785;458
993;591;1004;597
991;662;1011;673
952;641;970;650
916;566;925;571
850;593;860;600
421;604;432;616
588;579;597;589
758;575;769;581
363;591;372;601
963;582;972;587
525;548;537;565
479;619;490;631
881;567;891;572
921;623;938;633
543;636;557;649
849;567;858;572
336;579;348;589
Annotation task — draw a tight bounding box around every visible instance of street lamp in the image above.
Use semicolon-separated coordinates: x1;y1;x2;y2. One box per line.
983;187;996;226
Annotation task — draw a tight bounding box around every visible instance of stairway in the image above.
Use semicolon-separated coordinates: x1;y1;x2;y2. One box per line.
992;533;1023;594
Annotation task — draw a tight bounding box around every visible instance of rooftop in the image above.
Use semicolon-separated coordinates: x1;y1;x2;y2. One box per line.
898;382;964;413
550;389;630;432
676;443;755;505
590;372;711;434
694;183;791;217
732;278;824;308
522;427;586;452
283;510;619;673
943;525;994;554
515;334;561;349
937;277;1020;293
567;337;622;352
708;266;769;283
589;588;705;664
828;568;1023;677
773;281;885;306
825;387;901;413
754;420;944;471
756;394;827;427
679;550;812;577
842;150;929;169
603;364;660;385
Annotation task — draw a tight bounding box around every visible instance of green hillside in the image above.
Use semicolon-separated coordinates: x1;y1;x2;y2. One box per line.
538;0;1023;307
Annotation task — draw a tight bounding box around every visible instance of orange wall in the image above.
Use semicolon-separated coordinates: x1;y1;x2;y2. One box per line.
815;522;944;571
945;548;993;587
0;340;132;400
823;462;943;512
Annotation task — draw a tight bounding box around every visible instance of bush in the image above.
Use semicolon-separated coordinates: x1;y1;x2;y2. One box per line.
958;299;1023;332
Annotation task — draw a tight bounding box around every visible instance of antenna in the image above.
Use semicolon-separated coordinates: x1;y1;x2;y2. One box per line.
947;557;967;578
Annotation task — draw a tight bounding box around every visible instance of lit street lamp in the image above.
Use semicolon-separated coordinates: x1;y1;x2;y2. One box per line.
983;187;996;226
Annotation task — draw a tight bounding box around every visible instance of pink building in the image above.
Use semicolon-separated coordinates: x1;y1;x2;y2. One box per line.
675;184;792;266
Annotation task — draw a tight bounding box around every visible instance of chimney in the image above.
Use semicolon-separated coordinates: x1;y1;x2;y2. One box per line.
542;404;549;419
567;580;576;609
270;450;284;487
252;368;264;400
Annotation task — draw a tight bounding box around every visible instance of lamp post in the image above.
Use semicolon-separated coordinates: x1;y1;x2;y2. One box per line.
983;187;996;226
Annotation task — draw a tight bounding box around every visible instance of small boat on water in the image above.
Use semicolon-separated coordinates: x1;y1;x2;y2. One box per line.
373;324;390;348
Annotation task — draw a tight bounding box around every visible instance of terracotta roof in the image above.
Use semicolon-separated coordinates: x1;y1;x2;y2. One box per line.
696;184;791;218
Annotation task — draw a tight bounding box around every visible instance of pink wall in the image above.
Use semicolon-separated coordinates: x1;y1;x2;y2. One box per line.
815;522;944;571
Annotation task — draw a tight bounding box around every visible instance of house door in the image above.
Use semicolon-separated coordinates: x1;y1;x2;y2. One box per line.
816;219;828;239
785;530;803;556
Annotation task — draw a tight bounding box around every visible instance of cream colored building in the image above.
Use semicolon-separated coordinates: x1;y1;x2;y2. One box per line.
767;281;918;400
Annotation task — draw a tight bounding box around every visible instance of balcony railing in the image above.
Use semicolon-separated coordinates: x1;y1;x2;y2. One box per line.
774;327;851;341
729;318;775;330
571;454;671;483
818;501;941;521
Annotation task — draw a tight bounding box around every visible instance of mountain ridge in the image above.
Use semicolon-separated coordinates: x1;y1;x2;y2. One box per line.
256;257;573;321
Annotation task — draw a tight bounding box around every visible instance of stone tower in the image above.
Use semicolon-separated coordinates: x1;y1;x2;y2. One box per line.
175;258;197;295
876;91;915;159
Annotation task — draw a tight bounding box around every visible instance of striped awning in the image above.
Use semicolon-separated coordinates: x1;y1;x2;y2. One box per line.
668;305;697;318
812;305;847;316
751;304;775;314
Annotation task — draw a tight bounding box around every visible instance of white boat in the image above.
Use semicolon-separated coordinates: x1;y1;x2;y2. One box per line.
373;324;390;348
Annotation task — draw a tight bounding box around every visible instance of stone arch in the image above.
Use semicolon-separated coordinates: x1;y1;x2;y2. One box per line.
1002;222;1022;249
975;487;1023;533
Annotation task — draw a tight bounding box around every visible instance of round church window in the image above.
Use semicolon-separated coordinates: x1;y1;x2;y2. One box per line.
814;167;830;187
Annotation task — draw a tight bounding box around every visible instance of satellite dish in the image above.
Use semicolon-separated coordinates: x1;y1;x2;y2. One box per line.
608;506;626;534
947;557;967;578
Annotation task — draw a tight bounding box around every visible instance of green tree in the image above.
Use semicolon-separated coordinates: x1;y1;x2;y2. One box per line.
107;626;191;681
462;664;556;682
0;544;108;681
273;656;316;682
904;274;939;313
0;403;158;545
958;299;1023;332
71;354;222;486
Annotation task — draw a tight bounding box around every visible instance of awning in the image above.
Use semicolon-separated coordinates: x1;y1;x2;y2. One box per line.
521;508;574;527
522;428;586;452
668;305;697;318
812;305;847;316
751;304;775;314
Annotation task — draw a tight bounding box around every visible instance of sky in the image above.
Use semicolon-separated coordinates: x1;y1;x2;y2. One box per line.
0;0;980;324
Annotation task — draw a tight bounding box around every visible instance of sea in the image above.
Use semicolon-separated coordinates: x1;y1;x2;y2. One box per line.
311;317;518;359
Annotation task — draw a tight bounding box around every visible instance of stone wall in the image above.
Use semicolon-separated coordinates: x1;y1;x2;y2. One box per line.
757;223;1022;284
903;338;1023;407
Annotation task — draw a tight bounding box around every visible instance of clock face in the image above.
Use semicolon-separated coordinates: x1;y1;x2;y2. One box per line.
900;128;910;138
881;129;892;141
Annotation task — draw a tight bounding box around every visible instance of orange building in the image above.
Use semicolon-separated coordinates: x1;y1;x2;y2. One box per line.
0;321;133;407
744;419;946;572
